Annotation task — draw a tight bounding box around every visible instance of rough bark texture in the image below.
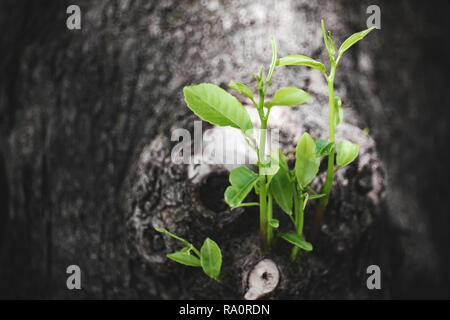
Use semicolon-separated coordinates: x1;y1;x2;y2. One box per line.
0;0;449;298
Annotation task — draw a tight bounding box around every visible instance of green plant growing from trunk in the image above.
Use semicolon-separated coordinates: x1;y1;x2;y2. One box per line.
154;227;222;281
183;38;318;255
157;20;376;274
276;20;376;239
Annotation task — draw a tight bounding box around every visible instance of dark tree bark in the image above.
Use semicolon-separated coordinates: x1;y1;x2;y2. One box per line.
0;0;448;299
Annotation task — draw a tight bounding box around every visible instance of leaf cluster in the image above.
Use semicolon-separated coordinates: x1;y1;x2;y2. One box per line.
160;20;376;277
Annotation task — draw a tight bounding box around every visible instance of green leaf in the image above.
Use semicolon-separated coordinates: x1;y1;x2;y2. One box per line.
260;151;281;176
228;80;254;101
270;150;294;215
295;133;320;188
200;238;222;280
257;67;264;90
265;37;277;90
183;83;253;135
303;193;309;210
269;219;279;228
167;252;201;267
252;72;260;84
334;97;343;126
265;87;310;108
279;233;313;251
276;55;326;75
315;138;334;157
321;19;330;54
180;247;191;253
336;140;359;168
337;26;376;61
224;166;259;207
315;138;327;153
327;31;335;57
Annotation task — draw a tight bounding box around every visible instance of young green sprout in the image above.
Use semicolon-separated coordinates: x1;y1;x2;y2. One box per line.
276;20;376;239
172;21;375;267
183;38;313;255
277;133;329;261
154;227;222;280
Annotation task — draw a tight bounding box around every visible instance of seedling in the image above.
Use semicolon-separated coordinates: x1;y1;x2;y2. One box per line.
161;20;375;270
154;227;222;280
182;38;329;260
276;20;375;238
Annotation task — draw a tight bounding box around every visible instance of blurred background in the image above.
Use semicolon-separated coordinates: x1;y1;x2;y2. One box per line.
0;0;449;298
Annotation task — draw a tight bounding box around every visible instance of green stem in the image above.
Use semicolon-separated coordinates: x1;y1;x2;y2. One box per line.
257;90;272;253
267;193;273;246
157;228;201;257
191;247;202;259
312;66;336;239
290;191;304;261
259;119;267;160
307;186;318;195
231;202;260;209
259;176;268;252
324;69;336;196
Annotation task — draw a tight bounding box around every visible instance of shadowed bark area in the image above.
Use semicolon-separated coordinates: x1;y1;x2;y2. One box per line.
0;0;448;298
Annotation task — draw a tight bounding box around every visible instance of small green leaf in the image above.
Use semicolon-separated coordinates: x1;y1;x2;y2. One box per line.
279;233;313;251
270;150;294;215
183;83;253;135
336;140;359;168
337;26;376;61
334;97;343;126
295;133;320;188
269;219;279;228
254;183;260;195
252;72;260;83
261;151;281;176
315;138;334;157
167;252;201;267
303;193;309;210
224;166;259;208
315;138;327;153
265;37;277;90
321;19;330;53
258;67;264;90
200;238;222;280
265;87;310;108
327;31;335;57
228;80;254;101
276;55;326;75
